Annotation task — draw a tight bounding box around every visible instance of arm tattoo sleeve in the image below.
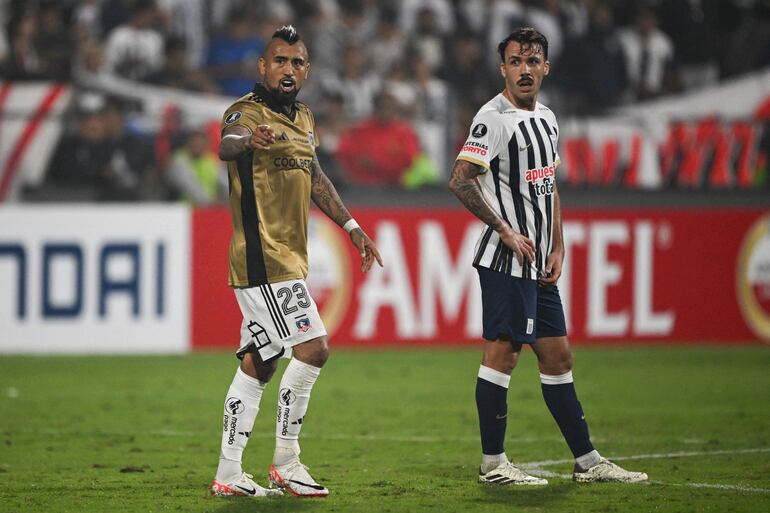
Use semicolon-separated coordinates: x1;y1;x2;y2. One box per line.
310;153;353;227
448;159;506;230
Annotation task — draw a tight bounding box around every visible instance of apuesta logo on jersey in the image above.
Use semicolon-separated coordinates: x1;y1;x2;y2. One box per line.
737;213;770;342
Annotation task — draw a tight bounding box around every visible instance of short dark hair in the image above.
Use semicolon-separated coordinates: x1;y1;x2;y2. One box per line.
497;27;548;62
272;25;301;44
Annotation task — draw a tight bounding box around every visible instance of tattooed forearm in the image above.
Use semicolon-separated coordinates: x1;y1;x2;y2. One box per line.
448;160;505;230
310;154;353;227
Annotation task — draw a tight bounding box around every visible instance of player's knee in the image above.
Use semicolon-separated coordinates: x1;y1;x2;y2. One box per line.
540;351;573;375
294;338;330;368
255;360;278;382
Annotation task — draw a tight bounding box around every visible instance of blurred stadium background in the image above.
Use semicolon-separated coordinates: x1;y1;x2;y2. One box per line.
0;1;769;511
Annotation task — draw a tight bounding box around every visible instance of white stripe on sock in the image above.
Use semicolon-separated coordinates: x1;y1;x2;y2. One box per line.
478;365;511;388
539;371;574;385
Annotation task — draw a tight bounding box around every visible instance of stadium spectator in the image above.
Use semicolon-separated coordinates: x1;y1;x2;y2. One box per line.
101;97;161;200
156;0;208;68
399;0;454;36
366;7;405;76
308;0;370;78
103;0;165;81
4;11;41;79
321;44;381;120
405;6;447;72
335;91;426;187
439;30;497;110
166;128;226;203
147;37;219;93
562;0;627;114
616;7;679;102
46;95;138;200
205;9;265;97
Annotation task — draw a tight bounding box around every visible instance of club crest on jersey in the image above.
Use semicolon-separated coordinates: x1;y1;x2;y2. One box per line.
225;111;241;124
296;317;311;332
308;131;315;145
471;123;487;138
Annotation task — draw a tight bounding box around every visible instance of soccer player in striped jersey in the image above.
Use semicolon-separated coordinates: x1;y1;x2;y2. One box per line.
449;27;647;486
210;26;382;498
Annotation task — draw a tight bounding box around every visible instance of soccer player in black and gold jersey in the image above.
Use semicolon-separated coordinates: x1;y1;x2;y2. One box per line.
210;26;382;499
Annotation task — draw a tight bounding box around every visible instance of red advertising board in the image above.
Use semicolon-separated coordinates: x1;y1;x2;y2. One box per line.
192;207;770;349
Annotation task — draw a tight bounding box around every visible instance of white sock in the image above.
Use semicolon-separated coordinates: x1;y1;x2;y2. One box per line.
481;452;509;473
273;358;321;467
575;450;602;470
215;366;266;482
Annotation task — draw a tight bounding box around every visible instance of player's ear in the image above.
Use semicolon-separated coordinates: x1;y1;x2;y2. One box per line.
304;62;310;79
544;60;550;76
500;62;506;78
258;56;266;77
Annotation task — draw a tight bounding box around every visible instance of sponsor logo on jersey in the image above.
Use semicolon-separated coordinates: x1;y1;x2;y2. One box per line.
225;111;241;124
532;177;555;197
273;156;312;171
736;213;770;342
462;141;488;156
471;123;487;138
227;415;238;445
524;164;556;183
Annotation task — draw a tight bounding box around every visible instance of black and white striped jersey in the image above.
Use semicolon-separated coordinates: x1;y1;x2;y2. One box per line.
456;93;561;280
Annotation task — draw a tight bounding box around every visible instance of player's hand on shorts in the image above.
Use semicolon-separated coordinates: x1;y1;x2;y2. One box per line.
247;125;276;150
498;224;535;265
539;251;563;285
350;228;383;272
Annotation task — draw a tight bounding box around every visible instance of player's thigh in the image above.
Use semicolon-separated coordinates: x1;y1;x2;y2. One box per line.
532;283;572;374
531;336;573;375
234;279;327;363
477;267;538;344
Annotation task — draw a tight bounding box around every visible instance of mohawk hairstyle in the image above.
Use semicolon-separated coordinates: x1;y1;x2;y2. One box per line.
272;25;301;44
498;27;549;61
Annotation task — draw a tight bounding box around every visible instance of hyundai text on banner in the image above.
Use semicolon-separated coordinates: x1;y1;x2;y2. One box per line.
0;205;190;353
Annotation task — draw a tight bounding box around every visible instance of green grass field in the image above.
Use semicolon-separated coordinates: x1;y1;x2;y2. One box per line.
1;346;769;513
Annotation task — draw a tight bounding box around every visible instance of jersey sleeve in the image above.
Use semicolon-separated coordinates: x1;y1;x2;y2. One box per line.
455;111;502;172
220;101;262;135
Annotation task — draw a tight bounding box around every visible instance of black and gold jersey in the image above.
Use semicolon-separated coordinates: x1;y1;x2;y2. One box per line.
221;85;319;287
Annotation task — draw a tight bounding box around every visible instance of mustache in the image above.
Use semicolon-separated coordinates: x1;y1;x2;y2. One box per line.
517;76;534;85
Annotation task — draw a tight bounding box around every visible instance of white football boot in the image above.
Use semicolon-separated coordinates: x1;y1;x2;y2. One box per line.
478;461;548;486
573;458;648;483
211;472;283;497
268;461;330;497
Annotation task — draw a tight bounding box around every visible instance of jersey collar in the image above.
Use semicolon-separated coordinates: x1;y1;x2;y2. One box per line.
252;83;298;121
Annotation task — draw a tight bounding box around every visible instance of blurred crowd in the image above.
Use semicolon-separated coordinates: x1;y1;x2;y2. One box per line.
2;0;770;201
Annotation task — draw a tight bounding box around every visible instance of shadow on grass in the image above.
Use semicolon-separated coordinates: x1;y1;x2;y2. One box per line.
473;481;573;507
211;495;322;513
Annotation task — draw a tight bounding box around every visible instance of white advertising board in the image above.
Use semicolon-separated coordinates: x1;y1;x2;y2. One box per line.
0;205;190;353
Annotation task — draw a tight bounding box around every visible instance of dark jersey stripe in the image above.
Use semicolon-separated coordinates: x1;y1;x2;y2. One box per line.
473;226;494;267
267;283;291;336
508;125;539;278
236;151;268;286
530;118;550;271
490;156;512;273
515;123;537;279
536;119;555;256
260;285;288;339
539;118;557;162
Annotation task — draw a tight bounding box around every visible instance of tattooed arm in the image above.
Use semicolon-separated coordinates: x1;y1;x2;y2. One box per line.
310;153;383;271
448;159;535;265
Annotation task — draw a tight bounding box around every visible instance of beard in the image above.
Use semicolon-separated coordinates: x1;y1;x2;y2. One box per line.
268;84;299;106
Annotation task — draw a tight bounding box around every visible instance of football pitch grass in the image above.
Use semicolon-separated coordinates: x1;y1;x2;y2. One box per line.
1;346;768;513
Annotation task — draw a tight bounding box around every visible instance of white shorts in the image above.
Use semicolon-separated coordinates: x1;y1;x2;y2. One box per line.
234;279;327;362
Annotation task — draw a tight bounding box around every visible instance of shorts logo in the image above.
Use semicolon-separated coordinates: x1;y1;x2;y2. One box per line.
296;317;311;332
226;397;245;415
279;388;297;406
526;318;534;335
225;111;241;124
471;123;487;138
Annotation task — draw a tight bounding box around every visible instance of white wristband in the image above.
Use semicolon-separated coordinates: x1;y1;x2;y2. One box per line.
343;219;360;233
